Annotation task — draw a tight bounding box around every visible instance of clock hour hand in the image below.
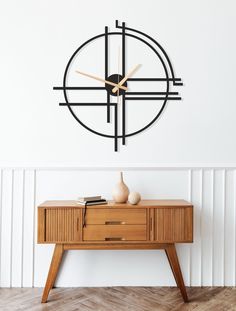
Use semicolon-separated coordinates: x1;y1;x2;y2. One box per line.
112;64;141;93
75;70;128;91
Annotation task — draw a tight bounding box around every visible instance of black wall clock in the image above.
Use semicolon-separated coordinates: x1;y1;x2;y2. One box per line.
54;20;182;152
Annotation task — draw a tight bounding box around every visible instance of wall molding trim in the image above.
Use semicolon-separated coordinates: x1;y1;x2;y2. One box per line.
1;163;236;170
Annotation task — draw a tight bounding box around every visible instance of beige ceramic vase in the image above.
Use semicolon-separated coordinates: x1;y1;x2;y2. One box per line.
128;192;141;205
112;172;130;203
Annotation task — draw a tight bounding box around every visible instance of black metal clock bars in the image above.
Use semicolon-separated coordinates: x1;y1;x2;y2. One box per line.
105;26;110;123
53;20;183;152
115;20;183;87
122;22;126;146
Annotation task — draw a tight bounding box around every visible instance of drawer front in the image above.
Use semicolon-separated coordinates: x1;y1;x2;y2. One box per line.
38;208;82;243
154;207;193;242
86;208;146;225
83;225;147;241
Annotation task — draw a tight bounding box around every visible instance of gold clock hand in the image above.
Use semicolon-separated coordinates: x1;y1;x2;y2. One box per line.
75;70;128;91
112;64;141;93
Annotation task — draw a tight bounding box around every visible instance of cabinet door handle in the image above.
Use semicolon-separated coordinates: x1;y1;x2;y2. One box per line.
105;221;126;225
105;237;125;241
77;218;79;231
150;217;153;231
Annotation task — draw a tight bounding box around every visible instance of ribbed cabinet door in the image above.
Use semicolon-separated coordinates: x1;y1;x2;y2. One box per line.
45;208;81;243
154;207;193;243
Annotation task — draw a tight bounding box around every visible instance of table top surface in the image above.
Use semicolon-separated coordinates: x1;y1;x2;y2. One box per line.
38;200;193;209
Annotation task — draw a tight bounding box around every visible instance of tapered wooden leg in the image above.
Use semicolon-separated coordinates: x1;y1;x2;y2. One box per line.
165;244;188;302
41;244;64;303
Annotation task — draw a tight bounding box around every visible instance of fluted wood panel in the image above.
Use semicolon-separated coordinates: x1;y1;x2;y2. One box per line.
0;166;236;287
43;208;81;243
154;207;193;242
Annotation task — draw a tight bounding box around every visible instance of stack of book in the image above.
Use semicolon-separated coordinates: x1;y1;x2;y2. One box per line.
76;195;107;206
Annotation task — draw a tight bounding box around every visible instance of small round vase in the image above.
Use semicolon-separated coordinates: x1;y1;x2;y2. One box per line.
112;172;129;203
128;192;141;205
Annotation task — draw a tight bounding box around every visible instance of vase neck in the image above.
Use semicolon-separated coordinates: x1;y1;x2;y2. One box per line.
120;172;123;182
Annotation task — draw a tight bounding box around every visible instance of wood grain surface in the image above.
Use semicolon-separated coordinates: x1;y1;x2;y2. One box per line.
85;208;146;224
38;200;193;209
1;287;235;311
83;224;147;241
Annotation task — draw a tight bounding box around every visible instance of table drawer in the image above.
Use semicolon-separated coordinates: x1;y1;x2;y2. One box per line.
83;225;147;241
86;208;146;225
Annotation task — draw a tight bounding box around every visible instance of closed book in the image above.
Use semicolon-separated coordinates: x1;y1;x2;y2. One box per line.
76;199;107;206
78;195;101;202
86;201;107;206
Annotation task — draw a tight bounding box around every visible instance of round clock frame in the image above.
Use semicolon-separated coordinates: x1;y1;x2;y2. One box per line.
54;20;183;151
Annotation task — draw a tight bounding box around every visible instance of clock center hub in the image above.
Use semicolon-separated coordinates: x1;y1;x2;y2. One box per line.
105;74;127;96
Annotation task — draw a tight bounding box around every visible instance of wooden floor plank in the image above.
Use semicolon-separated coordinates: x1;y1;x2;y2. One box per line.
0;287;236;311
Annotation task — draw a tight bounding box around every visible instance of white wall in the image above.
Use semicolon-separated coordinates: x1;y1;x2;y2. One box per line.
0;0;236;287
0;0;236;164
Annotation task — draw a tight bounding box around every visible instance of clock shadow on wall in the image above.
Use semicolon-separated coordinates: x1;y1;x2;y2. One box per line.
54;20;183;152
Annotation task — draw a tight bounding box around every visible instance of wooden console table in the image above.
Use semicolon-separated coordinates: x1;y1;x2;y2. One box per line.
38;200;193;303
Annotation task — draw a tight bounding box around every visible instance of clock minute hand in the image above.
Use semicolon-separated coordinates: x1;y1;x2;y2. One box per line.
75;70;128;91
112;64;141;93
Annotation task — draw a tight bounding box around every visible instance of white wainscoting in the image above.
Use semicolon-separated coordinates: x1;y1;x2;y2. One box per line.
0;166;235;287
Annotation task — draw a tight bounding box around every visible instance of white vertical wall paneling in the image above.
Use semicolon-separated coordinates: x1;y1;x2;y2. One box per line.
224;169;235;285
1;166;236;287
175;169;191;286
22;170;35;287
213;169;225;286
235;170;236;286
33;170;53;287
0;170;13;287
0;170;2;286
32;170;36;287
20;170;25;287
190;169;202;286
188;169;192;286
211;170;214;285
11;170;24;287
201;169;213;285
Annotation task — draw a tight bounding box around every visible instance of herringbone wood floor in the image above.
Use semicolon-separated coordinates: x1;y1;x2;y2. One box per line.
0;287;235;311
